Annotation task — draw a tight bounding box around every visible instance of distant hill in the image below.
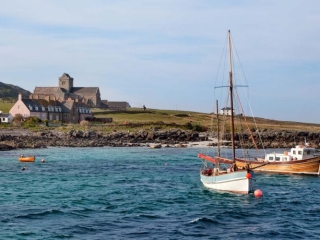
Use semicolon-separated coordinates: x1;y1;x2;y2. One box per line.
0;82;31;99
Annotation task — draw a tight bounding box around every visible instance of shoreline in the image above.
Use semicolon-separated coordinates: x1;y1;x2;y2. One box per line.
0;128;207;151
1;128;320;151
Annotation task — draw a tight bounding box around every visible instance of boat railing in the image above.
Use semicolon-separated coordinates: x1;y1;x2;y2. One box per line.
237;154;263;161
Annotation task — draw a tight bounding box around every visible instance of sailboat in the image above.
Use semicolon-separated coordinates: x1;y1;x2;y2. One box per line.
199;31;320;177
198;30;263;194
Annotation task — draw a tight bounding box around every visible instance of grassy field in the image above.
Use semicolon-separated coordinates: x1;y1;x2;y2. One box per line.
92;108;320;132
0;101;15;113
92;108;208;124
1;100;320;132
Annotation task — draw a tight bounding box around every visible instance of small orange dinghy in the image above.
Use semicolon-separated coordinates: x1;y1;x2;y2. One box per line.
18;156;36;162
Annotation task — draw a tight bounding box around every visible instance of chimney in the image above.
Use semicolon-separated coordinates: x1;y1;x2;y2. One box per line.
18;93;22;100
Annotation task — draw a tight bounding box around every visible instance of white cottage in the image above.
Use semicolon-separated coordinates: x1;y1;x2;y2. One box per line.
220;107;233;116
0;111;13;123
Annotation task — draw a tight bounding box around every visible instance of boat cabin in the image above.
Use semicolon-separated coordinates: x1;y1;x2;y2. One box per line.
265;145;316;162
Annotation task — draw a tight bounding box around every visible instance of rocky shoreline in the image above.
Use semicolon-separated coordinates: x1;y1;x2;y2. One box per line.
215;130;320;149
0;129;203;150
1;128;320;151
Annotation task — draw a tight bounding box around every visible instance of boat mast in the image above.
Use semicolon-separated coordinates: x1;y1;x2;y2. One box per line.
216;100;220;157
228;30;236;163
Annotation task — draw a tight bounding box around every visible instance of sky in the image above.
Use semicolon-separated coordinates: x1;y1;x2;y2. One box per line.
0;0;320;123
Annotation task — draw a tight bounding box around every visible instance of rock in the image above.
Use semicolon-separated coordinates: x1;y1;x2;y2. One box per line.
0;144;15;150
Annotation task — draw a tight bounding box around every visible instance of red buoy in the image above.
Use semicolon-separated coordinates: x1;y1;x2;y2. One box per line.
246;173;252;179
254;189;263;197
41;158;45;163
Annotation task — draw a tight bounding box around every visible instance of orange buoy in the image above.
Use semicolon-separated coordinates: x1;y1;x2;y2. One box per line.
246;173;252;179
254;189;263;197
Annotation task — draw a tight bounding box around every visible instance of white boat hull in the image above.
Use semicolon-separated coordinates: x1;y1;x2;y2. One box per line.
200;170;254;194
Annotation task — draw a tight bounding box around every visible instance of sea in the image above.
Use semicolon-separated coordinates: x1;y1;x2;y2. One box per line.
0;147;319;240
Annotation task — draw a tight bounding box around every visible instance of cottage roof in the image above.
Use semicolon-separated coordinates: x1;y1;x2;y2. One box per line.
0;113;11;117
34;87;65;95
100;100;108;108
221;107;232;110
21;98;62;112
70;87;99;94
59;101;74;113
108;101;130;108
74;102;89;109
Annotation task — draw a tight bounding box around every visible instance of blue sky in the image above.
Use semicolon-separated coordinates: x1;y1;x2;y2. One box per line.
0;0;320;123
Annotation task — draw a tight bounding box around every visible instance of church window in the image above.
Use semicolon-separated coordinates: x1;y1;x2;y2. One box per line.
62;81;65;85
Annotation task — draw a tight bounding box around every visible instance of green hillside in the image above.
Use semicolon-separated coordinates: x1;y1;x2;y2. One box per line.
0;82;31;99
92;108;320;132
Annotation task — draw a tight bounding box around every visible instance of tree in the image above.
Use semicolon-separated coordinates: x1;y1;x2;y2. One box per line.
13;113;23;122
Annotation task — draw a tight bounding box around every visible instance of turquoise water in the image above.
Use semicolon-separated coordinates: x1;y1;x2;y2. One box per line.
0;147;319;239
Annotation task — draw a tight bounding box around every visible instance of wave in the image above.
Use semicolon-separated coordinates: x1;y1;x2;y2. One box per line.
135;214;161;219
14;209;63;219
189;216;221;225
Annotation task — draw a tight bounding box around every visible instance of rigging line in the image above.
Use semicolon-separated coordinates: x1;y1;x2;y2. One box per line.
223;90;230;142
234;99;250;159
234;100;246;155
234;97;253;160
214;33;232;158
213;46;228;158
208;36;229;159
230;33;249;87
214;34;228;106
234;87;262;157
218;105;227;156
230;34;267;156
